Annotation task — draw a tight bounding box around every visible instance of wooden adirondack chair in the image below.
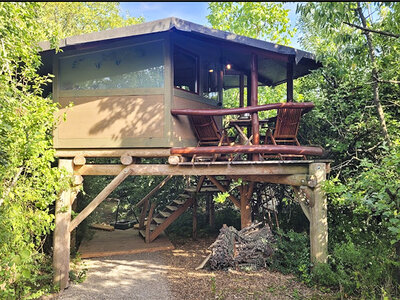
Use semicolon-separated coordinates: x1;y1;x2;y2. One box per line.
189;115;233;161
263;108;307;160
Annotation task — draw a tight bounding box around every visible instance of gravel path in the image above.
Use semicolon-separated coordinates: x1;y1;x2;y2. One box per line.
58;252;172;300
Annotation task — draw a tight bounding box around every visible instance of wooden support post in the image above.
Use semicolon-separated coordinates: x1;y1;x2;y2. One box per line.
309;163;328;264
209;195;215;230
247;72;252;141
287;58;294;102
146;202;156;244
239;73;245;108
205;195;210;222
53;159;74;290
251;53;260;160
138;198;149;230
192;197;197;240
240;183;252;229
69;167;131;232
218;68;224;105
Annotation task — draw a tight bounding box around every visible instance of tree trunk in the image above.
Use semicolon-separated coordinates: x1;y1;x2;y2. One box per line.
356;3;391;147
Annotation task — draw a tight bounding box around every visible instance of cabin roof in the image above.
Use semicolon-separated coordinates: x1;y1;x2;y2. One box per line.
39;17;322;87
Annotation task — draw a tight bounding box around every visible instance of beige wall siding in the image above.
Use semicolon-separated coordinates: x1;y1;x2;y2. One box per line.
55;95;165;148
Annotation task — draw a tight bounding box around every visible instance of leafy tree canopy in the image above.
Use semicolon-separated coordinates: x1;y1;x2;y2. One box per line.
38;2;144;42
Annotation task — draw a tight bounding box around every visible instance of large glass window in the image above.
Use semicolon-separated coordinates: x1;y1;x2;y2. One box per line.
59;41;164;90
174;47;198;93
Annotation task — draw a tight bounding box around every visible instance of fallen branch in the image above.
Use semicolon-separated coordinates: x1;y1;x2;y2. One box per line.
200;222;276;270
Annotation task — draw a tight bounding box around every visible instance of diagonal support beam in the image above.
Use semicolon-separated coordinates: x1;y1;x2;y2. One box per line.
292;186;310;221
69;167;131;232
196;175;206;192
206;175;240;209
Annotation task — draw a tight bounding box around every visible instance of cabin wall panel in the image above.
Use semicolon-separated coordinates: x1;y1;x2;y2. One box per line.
55;95;165;148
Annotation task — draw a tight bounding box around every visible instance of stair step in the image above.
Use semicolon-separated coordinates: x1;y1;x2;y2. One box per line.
202;184;228;189
199;187;222;192
173;199;185;205
139;230;146;238
159;211;171;218
179;194;190;198
184;188;196;193
166;205;178;211
153;217;165;224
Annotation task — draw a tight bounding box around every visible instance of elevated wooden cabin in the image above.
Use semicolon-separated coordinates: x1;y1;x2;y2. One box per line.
40;18;329;291
39;17;321;154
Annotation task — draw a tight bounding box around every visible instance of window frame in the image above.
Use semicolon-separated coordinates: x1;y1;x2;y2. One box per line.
173;46;200;95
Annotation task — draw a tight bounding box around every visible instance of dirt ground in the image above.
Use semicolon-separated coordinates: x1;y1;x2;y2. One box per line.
161;236;334;300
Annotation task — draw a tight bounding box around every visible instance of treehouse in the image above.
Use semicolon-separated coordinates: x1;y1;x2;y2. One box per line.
39;17;329;290
39;17;322;156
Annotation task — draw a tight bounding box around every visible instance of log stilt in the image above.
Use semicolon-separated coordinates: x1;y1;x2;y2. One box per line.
53;159;75;290
309;163;328;264
240;183;252;229
209;195;215;230
192;197;197;240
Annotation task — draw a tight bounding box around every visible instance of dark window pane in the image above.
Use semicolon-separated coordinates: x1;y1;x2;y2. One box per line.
174;47;198;93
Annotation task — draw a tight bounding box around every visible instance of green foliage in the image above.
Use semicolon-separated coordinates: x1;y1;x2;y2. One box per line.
324;141;400;244
312;240;397;298
295;3;400;297
207;2;294;45
38;2;144;40
270;230;311;284
0;2;144;298
207;2;296;115
0;2;65;298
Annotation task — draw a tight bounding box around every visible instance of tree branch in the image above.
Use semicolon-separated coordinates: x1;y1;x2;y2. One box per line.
0;167;23;207
344;21;400;38
378;79;400;85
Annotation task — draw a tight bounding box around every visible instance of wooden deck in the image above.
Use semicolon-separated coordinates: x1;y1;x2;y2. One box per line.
78;228;174;259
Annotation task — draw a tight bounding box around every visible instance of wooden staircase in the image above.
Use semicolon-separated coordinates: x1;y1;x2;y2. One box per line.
140;191;195;243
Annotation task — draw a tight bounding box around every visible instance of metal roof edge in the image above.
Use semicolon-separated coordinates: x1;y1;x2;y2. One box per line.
38;17;318;63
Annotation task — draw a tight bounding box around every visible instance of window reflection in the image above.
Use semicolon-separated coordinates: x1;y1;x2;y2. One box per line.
59;41;164;90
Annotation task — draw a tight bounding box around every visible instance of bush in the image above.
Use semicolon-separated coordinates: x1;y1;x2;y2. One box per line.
312;240;398;298
270;230;311;283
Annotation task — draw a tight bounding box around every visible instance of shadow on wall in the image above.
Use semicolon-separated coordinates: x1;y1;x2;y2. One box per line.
57;94;164;147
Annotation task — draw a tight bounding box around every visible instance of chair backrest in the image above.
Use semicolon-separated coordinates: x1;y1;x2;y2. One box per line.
189;115;221;142
274;108;303;139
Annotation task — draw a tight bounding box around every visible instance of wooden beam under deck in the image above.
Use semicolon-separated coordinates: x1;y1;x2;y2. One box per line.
73;162;313;176
55;148;170;158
